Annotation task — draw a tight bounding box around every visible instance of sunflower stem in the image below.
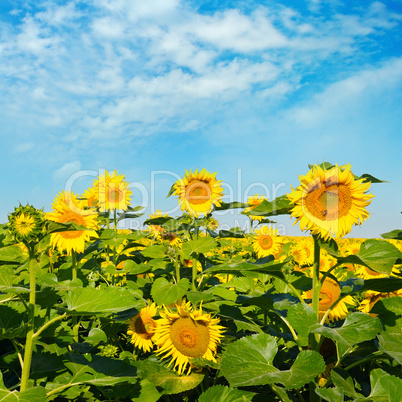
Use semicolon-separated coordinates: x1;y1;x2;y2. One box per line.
20;247;36;391
175;253;181;282
192;257;198;291
71;250;77;280
309;234;321;402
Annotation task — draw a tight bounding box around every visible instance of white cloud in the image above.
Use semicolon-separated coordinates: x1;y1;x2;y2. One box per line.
53;161;82;182
288;57;402;128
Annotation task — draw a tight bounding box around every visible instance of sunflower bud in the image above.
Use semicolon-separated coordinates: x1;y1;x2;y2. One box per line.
8;204;45;244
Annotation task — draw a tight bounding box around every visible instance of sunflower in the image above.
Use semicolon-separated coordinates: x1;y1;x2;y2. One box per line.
354;265;388;280
173;169;224;217
127;303;158;353
359;290;402;317
46;191;99;255
8;204;45;244
287;164;374;240
93;170;132;211
153;301;225;375
8;205;45;244
290;237;314;267
302;277;355;322
244;194;267;221
252;226;282;258
147;210;168;237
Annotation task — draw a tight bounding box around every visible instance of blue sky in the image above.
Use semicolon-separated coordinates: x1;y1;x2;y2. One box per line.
1;0;401;238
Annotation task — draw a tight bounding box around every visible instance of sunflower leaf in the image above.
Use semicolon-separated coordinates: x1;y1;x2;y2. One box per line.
357;239;402;274
151;277;190;305
182;237;216;257
65;287;144;314
311;312;382;358
242;196;293;217
220;333;279;387
287;303;317;347
381;229;402;240
198;385;256;402
0;245;25;262
136;357;204;395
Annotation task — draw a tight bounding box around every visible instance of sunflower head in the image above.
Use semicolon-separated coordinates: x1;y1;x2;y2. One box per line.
302;277;356;322
287;163;374;240
8;204;45;244
92;170;132;211
127;303;158;353
173;169;224;217
46;191;99;255
252;226;282;259
153;301;225;375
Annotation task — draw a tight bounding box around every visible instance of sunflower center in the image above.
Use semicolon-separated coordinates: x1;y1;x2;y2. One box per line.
135;317;156;340
59;212;86;239
258;235;273;250
186;181;212;205
170;317;210;358
109;188;123;203
305;183;352;221
319;280;341;310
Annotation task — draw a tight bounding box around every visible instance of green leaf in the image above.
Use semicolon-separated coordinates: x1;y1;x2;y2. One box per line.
0;245;24;262
137;358;204;395
122;260;150;275
311;313;382;357
268;350;326;390
287;303;317;346
370;296;402;315
358;173;387;183
151;278;190;305
213;201;249;211
131;379;161;402
182;237;216;257
330;368;357;398
378;330;402;365
65;287;144;314
362;278;402;293
315;386;344;402
381;229;402;240
198;385;256;402
0;304;27;340
357;239;402;274
242;195;293;217
221;333;279;387
218;227;246;238
354;369;402;402
142;245;167;259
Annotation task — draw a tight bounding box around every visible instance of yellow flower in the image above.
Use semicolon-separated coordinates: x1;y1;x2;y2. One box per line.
127;303;158;353
92;170;132;211
147;210;167;237
302;277;355;322
153;301;225;375
359;290;402;317
46;191;99;255
252;226;282;258
173;169;224;217
287;164;374;240
290;237;314;267
244;194;267;221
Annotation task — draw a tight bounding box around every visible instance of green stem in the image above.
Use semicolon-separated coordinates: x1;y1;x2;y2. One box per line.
71;250;77;280
192;257;198;291
33;313;67;340
311;235;321;347
309;235;322;402
20;248;36;391
175;253;181;282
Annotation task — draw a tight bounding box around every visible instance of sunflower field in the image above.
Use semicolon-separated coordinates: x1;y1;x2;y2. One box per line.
1;163;402;401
